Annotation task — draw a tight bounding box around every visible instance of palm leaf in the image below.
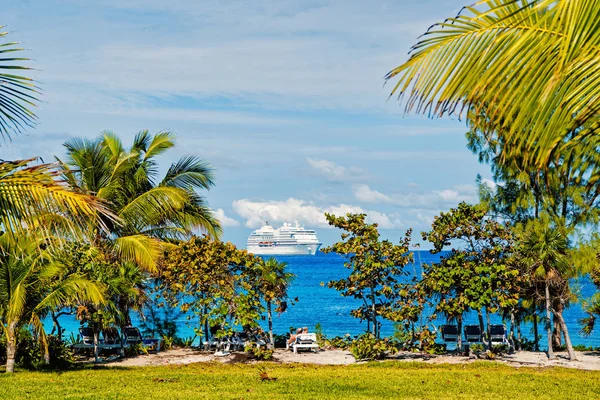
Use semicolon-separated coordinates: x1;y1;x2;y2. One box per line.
0;29;39;140
386;0;600;167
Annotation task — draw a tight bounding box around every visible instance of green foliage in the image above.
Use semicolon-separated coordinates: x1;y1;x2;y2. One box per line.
385;0;600;169
244;345;274;361
173;336;197;348
0;331;73;370
420;203;521;349
61;130;221;273
322;213;413;337
159;236;265;340
349;334;398;361
324;335;353;350
0;29;40;139
272;333;288;349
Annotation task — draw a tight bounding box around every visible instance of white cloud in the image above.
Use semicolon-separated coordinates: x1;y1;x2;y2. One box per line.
213;208;241;227
231;198;403;229
352;184;479;209
306;158;366;183
352;184;394;204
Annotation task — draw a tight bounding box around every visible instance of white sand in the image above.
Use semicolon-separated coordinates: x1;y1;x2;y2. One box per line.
98;348;600;370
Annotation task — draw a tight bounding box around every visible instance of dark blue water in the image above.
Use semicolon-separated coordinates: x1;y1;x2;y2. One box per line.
49;251;599;348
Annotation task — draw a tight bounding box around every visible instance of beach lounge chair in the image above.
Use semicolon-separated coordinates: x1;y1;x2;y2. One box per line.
440;325;460;344
489;324;511;349
102;327;124;350
72;327;95;350
464;325;483;344
123;326;161;352
287;333;319;354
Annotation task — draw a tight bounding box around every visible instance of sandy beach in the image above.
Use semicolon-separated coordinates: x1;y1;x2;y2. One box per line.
99;348;600;371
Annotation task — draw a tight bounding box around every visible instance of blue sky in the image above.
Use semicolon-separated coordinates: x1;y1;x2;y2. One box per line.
4;0;494;248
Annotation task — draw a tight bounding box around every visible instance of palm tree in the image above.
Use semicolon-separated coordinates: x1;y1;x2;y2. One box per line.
0;232;104;373
255;258;295;348
59;130;221;272
0;28;40;140
518;218;576;360
0;30;111;240
385;0;600;168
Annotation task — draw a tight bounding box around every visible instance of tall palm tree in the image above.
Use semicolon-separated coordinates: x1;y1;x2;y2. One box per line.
518;218;576;360
255;258;295;348
0;28;40;140
0;231;104;373
385;0;600;168
59;130;221;272
0;30;111;239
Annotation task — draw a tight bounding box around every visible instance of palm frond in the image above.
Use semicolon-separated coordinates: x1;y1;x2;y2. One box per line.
386;0;600;167
113;234;161;272
162;155;215;191
0;28;40;140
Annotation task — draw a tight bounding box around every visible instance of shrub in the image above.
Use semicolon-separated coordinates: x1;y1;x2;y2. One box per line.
245;344;274;361
325;335;353;350
273;333;288;349
162;336;174;350
0;330;74;369
350;334;397;360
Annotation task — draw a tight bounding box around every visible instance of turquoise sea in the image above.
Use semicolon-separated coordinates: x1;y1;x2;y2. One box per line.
50;251;598;348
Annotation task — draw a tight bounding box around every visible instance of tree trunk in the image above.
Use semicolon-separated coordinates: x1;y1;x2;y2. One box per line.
370;288;377;338
93;331;100;363
5;322;17;373
51;312;63;341
552;316;562;348
457;315;463;352
555;310;577;361
510;312;516;350
533;313;539;351
516;320;522;351
267;300;274;349
486;308;492;350
545;283;555;359
477;309;485;334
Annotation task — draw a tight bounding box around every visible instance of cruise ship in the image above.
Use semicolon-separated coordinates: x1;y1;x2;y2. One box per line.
247;221;322;255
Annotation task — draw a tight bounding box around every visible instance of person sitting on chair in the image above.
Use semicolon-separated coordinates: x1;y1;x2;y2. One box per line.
288;328;302;346
302;327;309;334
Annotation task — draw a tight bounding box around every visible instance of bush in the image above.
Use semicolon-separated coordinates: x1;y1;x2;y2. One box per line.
0;330;74;369
273;333;288;349
245;344;273;361
325;335;353;350
350;334;397;360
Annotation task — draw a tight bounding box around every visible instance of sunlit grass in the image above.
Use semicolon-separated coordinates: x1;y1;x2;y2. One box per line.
2;361;599;399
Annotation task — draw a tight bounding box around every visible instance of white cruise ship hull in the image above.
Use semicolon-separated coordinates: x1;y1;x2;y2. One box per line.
248;243;321;256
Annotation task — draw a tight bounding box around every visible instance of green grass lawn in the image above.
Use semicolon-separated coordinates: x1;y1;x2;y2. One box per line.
2;361;599;399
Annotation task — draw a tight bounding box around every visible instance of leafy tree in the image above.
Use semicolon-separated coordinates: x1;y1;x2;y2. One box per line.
386;0;600;168
516;217;576;360
255;258;295;348
0;232;104;373
59;130;221;273
421;203;521;351
322;213;413;338
159;236;263;341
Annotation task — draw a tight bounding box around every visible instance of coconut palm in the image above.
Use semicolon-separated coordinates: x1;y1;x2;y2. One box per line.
518;218;576;360
385;0;600;168
255;258;295;348
0;232;104;373
0;28;40;140
59;130;221;272
0;158;109;236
